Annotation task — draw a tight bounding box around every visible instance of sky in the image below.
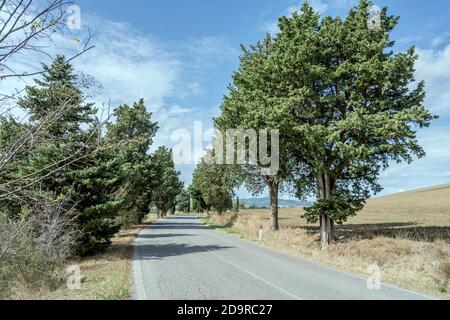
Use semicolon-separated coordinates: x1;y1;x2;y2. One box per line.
2;0;450;199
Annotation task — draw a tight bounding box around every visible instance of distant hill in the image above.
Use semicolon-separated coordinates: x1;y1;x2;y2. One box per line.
241;184;450;210
240;197;311;209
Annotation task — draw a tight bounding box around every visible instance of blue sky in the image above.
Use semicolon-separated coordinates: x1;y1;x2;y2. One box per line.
3;0;450;199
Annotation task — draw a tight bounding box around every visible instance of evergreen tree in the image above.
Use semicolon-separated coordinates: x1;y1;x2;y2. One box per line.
106;99;159;223
0;116;31;217
16;55;96;194
18;55;96;138
152;146;183;217
271;1;436;249
67;135;124;256
15;56;123;255
215;35;297;230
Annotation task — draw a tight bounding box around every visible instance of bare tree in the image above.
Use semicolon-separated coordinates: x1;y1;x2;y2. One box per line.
0;0;94;80
0;0;98;198
0;198;75;297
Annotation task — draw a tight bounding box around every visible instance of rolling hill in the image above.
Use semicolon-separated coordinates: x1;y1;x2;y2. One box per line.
240;197;312;208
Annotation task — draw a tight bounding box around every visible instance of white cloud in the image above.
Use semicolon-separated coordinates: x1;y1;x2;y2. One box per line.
259;21;279;36
0;13;237;133
397;35;427;45
415;45;450;116
184;36;239;62
62;17;182;112
329;0;357;9
431;36;445;47
0;15;181;116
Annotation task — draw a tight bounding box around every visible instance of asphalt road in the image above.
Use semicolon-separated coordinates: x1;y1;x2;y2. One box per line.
132;215;430;300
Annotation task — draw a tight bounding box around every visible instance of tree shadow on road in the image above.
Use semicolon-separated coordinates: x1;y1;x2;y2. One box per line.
147;224;210;230
165;216;198;220
136;233;196;239
133;242;233;260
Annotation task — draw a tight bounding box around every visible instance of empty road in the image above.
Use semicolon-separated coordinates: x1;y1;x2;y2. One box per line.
132;216;429;300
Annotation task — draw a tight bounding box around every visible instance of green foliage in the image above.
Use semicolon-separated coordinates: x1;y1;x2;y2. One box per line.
189;184;208;213
270;0;436;224
1;56;185;256
18;55;96;137
106;99;158;157
191;161;238;215
177;190;191;213
214;0;435;230
2;56;122;256
106;99;159;223
152;146;183;216
66;142;124;256
209;0;436;240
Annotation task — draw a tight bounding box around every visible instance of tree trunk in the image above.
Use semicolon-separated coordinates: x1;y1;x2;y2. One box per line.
268;181;279;232
329;218;335;242
318;173;333;251
324;173;335;241
156;208;161;219
320;213;329;250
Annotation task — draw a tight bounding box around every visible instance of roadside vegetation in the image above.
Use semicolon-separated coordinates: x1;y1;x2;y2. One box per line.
8;216;156;300
0;1;182;299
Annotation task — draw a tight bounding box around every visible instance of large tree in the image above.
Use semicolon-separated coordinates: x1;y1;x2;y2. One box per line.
215;35;297;231
106;99;159;223
12;56;124;255
271;1;436;249
66;131;124;256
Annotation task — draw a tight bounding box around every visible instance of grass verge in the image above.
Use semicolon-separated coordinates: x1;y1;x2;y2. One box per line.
11;216;156;300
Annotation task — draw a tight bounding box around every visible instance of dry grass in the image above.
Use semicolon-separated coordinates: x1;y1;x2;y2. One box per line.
205;184;450;299
10;216;156;300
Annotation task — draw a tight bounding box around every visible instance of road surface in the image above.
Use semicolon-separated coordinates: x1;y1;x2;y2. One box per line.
132;215;430;300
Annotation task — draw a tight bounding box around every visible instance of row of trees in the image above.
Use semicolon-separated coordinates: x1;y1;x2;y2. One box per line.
1;56;183;256
191;0;436;250
0;0;186;295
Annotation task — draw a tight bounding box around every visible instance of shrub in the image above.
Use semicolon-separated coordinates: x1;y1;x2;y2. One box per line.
0;202;73;298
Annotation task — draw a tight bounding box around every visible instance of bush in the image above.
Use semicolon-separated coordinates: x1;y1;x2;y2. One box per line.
0;203;74;298
115;208;146;228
